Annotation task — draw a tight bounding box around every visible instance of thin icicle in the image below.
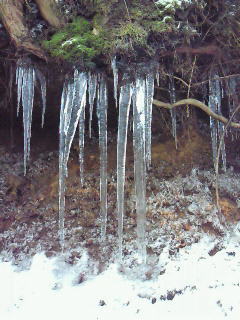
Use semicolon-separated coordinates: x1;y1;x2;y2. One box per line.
169;75;177;148
111;56;118;107
117;75;132;261
209;73;226;171
228;77;239;140
16;63;24;117
58;70;88;249
16;59;36;175
155;73;160;87
88;73;97;138
132;77;147;263
79;95;86;185
97;75;108;239
145;72;154;169
36;69;47;128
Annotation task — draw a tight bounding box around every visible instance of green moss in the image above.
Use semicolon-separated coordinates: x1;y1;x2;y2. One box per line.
42;17;107;65
115;22;148;48
42;0;203;63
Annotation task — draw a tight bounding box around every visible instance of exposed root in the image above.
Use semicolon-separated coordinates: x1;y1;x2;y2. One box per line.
0;0;47;60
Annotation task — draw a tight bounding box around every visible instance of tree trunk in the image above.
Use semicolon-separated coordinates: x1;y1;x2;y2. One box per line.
0;0;47;60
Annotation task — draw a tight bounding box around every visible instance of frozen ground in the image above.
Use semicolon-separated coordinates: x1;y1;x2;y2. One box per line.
1;227;240;320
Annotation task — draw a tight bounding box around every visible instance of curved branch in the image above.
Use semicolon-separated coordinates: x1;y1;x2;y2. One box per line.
153;98;240;129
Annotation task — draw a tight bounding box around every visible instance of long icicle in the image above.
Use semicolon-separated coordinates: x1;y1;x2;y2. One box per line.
97;75;108;239
16;59;36;175
132;76;147;263
59;70;88;249
16;62;24;117
117;75;133;261
79;93;86;185
111;56;118;107
169;75;177;148
88;73;97;138
145;72;154;169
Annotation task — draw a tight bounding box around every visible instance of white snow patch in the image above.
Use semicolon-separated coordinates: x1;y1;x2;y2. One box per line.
155;0;192;7
1;233;240;320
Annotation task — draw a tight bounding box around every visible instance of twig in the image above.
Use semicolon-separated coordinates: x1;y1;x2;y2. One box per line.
215;104;240;210
163;71;240;88
123;0;131;22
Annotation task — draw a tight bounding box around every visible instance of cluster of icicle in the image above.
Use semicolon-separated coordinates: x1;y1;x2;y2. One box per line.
58;70;108;250
208;72;240;171
16;58;46;175
16;57;239;263
58;63;156;262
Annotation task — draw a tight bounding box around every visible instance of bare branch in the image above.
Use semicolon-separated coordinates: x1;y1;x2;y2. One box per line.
153;98;240;129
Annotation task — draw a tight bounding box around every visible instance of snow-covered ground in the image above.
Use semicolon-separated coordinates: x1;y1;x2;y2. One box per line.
1;228;240;320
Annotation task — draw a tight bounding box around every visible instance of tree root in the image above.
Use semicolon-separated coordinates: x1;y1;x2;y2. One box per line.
35;0;65;28
0;0;47;60
153;98;240;129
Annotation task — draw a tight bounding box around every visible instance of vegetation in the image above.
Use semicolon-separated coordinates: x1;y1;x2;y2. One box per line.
42;17;107;66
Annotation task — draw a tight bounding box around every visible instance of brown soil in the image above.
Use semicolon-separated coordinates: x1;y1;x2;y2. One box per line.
0;125;239;269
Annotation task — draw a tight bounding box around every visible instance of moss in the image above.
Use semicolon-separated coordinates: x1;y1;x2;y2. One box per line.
114;22;148;53
42;17;107;65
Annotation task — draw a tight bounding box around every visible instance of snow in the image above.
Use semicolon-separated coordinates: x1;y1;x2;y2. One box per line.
1;231;240;320
155;0;192;7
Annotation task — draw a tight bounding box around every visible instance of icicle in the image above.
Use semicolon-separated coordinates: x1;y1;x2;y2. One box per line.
155;73;160;87
97;75;108;239
132;77;147;263
16;59;36;175
88;73;97;138
36;69;47;128
111;56;118;107
16;63;24;117
58;70;88;249
169;75;177;148
145;72;154;169
79;94;86;185
228;77;238;140
209;73;226;171
228;77;237;117
117;75;133;261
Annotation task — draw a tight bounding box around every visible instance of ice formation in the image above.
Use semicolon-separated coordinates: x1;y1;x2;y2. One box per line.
116;69;156;262
169;75;177;148
209;73;226;171
16;59;36;175
88;73;97;138
117;75;133;259
132;77;147;262
59;70;88;248
16;59;47;175
145;72;155;169
97;75;108;239
16;57;239;262
57;66;154;259
111;56;118;107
